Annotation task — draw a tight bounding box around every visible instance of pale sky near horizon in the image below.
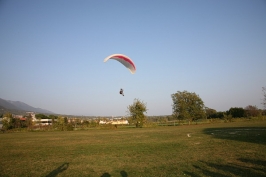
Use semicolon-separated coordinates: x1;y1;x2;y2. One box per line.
1;0;266;116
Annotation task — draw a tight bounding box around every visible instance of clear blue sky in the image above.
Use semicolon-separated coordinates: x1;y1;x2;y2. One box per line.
1;0;265;116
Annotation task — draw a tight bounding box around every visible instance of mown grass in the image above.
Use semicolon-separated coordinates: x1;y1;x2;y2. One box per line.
0;121;266;177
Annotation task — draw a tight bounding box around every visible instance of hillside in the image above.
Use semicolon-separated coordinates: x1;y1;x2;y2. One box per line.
0;98;54;115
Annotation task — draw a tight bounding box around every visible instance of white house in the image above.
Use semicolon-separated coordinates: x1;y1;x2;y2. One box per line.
38;119;53;125
26;112;55;126
26;112;36;121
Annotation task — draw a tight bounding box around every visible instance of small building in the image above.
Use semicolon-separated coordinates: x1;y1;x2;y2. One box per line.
110;119;129;125
20;118;26;121
26;112;36;121
39;119;53;125
99;119;129;125
99;120;107;124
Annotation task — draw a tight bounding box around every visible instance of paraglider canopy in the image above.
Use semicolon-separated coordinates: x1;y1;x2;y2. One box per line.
104;54;136;74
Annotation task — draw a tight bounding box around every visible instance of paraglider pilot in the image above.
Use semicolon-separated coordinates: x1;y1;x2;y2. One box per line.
120;88;124;96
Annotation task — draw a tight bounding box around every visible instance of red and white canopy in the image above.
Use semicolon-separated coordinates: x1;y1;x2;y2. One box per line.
104;54;136;74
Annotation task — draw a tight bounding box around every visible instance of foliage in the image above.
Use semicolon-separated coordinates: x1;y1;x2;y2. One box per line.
262;109;266;116
35;114;48;119
2;112;14;130
48;114;58;125
1;112;29;130
48;115;58;119
245;105;260;117
127;99;147;128
228;107;245;118
205;107;217;119
3;112;13;118
223;114;233;122
171;90;206;122
211;111;225;119
54;116;73;131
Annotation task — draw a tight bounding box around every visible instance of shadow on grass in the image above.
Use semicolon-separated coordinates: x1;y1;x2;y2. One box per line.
101;171;128;177
101;172;111;177
120;170;128;177
184;158;266;177
203;127;266;145
45;163;69;177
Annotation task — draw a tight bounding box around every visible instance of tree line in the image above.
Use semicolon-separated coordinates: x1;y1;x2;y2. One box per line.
171;89;266;123
1;87;266;131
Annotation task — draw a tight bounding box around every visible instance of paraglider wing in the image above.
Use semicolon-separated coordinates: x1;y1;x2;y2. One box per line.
103;54;136;74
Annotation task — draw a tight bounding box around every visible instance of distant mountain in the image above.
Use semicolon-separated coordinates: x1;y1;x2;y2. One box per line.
0;98;54;114
0;98;19;110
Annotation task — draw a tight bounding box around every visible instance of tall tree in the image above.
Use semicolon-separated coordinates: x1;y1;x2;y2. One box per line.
2;112;14;130
245;105;260;117
26;113;33;130
262;87;266;110
128;99;147;128
171;91;206;123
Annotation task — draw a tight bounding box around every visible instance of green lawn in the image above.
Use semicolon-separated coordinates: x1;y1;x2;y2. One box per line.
0;121;266;177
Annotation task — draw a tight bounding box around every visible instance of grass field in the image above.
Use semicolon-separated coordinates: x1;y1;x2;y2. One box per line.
0;121;266;177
